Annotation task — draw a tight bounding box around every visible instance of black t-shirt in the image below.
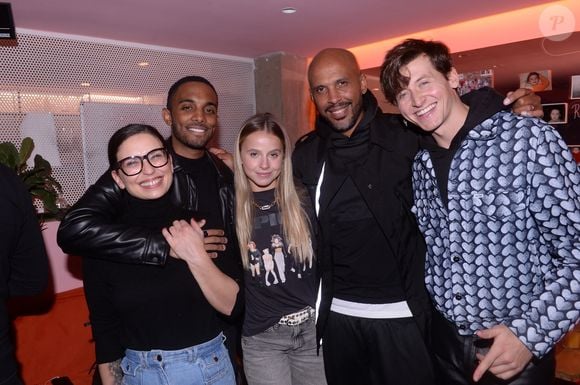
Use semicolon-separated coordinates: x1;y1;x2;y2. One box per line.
175;154;223;229
242;188;317;336
174;153;238;268
324;175;404;303
83;190;224;363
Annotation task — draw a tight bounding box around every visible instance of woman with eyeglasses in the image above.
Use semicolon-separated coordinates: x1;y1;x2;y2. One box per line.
82;124;239;385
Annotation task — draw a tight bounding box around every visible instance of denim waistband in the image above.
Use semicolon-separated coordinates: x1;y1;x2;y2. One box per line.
124;333;225;366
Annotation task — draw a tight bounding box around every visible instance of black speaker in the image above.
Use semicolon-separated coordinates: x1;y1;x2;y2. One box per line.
0;2;16;40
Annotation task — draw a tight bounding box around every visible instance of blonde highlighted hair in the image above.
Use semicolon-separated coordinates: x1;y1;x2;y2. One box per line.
234;113;313;269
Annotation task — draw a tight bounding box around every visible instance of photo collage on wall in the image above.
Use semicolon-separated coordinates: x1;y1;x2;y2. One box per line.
523;70;580;157
457;69;494;96
541;103;568;125
571;75;580;100
567;75;580;163
519;70;552;92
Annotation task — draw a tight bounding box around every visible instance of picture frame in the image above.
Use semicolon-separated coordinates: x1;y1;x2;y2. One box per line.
571;75;580;99
457;69;494;96
541;103;568;125
569;145;580;164
519;70;552;92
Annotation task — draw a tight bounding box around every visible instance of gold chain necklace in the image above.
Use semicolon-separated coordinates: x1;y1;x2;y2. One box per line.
252;199;277;211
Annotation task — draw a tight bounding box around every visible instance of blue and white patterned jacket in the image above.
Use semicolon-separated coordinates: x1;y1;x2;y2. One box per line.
412;110;580;357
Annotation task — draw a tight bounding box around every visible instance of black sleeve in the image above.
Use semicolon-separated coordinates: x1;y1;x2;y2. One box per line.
0;165;49;297
57;171;169;265
212;225;245;320
461;86;505;110
82;258;124;363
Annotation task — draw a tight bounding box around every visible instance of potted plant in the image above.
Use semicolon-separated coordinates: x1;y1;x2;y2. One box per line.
0;137;62;214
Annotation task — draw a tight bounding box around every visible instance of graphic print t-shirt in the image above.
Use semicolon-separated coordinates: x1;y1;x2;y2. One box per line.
242;188;317;336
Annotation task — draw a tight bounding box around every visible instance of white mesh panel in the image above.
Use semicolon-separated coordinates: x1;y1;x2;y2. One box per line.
80;102;170;188
0;30;255;207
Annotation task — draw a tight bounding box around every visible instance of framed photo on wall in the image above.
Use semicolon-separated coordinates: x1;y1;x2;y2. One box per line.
457;69;494;96
571;75;580;99
519;70;552;92
569;145;580;163
542;103;568;125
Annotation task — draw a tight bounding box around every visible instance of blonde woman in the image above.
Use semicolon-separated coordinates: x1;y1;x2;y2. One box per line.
234;113;326;385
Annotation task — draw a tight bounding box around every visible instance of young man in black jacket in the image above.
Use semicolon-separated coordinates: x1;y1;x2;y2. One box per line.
57;76;244;382
292;48;542;385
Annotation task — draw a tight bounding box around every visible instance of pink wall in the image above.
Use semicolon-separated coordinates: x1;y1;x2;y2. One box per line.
42;220;83;294
349;0;580;69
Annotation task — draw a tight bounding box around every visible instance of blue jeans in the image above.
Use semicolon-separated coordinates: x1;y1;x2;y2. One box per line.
242;318;327;385
121;333;236;385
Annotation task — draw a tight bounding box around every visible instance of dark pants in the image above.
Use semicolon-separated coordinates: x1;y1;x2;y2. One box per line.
431;309;555;385
322;311;434;385
0;303;23;385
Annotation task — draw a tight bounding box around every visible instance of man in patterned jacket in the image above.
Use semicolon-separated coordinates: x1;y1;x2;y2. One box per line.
380;39;579;385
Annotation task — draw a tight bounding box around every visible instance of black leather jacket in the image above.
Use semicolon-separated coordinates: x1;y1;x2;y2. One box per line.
292;92;431;344
57;141;239;266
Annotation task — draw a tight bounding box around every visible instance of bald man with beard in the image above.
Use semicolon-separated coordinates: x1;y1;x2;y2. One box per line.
292;48;542;385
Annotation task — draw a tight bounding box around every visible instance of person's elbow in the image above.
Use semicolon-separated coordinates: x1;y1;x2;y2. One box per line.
9;269;49;296
223;283;244;318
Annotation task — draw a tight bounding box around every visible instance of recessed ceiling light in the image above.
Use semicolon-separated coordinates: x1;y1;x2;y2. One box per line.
137;61;149;67
80;82;91;87
281;7;296;14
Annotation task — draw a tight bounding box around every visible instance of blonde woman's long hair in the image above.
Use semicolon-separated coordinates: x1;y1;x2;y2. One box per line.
234;113;313;269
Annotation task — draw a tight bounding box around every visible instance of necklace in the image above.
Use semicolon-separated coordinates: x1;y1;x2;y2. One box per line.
253;199;277;211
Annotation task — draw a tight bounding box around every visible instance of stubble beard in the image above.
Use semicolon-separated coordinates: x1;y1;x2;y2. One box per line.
323;100;364;134
172;124;213;151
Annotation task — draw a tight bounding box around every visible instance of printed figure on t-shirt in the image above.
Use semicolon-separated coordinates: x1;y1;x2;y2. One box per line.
262;248;279;286
248;241;261;277
271;234;286;283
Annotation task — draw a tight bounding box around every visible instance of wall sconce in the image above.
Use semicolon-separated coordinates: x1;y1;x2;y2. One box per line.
19;112;62;168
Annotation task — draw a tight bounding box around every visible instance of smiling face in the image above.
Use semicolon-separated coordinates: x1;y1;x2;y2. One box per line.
395;54;468;147
308;49;367;137
240;131;283;192
163;81;218;159
111;133;173;200
527;73;539;85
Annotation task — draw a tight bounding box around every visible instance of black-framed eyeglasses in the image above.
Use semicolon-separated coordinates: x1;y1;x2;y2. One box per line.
116;147;169;176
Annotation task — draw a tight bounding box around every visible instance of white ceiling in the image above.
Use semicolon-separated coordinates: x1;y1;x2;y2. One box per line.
8;0;556;59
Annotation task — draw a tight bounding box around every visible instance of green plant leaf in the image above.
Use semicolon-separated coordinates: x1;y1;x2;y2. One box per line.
33;155;52;174
0;137;61;215
32;188;58;213
19;137;34;168
0;142;20;170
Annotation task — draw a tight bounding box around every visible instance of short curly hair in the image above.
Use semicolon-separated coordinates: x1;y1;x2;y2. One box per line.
166;75;217;109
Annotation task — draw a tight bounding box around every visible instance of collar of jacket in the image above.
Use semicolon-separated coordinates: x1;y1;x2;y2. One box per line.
165;138;233;182
456;86;507;143
313;91;403;154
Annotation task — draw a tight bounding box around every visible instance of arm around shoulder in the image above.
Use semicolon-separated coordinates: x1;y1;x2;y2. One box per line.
57;171;169;265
